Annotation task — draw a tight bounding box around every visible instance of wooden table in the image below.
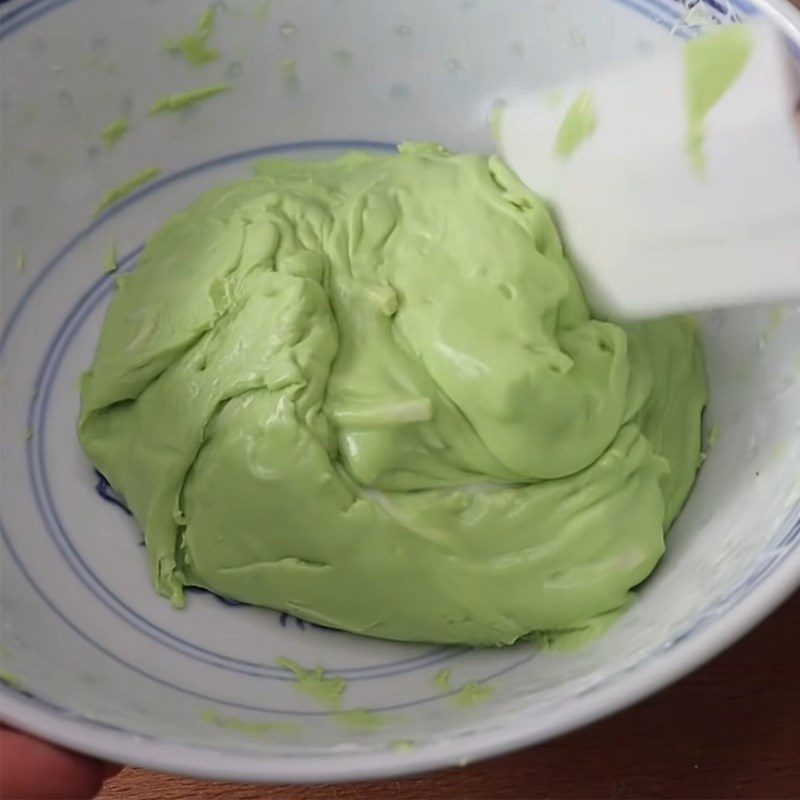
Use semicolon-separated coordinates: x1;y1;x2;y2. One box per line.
99;592;800;800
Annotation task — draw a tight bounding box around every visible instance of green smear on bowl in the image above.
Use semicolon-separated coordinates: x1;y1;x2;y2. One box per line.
434;668;492;708
101;116;129;150
164;7;220;67
254;1;272;22
104;240;118;273
201;710;299;737
332;49;353;67
283;60;300;94
94;167;161;216
434;668;452;693
334;708;388;731
276;657;345;709
453;681;493;708
149;84;230;115
528;603;628;650
0;670;25;691
490;101;506;145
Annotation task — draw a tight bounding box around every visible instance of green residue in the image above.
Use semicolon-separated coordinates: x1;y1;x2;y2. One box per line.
283;60;300;94
763;308;785;343
104;240;118;273
0;670;25;691
708;423;720;449
149;84;230;115
434;668;492;708
391;738;415;752
85;55;118;73
16;252;25;274
528;604;627;650
164;7;220;66
101;116;129;150
544;89;565;109
454;681;493;708
254;0;272;21
489;101;507;145
685;25;754;175
201;710;299;737
554;90;597;159
94;167;161;216
276;657;345;709
19;103;39;124
334;708;387;731
224;61;244;80
767;442;787;464
24;427;33;441
332;49;353;67
434;668;452;693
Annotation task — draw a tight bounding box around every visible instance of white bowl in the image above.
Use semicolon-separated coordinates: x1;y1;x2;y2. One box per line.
1;0;799;784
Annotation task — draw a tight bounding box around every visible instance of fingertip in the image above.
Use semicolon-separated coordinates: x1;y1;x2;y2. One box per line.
0;727;109;799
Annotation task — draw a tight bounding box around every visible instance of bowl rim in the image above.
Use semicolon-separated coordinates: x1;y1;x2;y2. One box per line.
1;0;799;784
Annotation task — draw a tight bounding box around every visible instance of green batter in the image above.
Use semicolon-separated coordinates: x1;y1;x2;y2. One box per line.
78;143;706;646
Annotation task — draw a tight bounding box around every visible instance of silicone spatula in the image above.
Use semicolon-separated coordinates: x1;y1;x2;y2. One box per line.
498;23;800;319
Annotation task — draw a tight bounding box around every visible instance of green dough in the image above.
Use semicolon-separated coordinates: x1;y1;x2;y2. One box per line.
78;143;706;647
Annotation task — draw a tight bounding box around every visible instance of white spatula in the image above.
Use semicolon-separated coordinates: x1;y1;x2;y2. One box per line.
498;23;800;319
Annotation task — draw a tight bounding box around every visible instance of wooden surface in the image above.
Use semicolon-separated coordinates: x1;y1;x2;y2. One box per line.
99;592;800;800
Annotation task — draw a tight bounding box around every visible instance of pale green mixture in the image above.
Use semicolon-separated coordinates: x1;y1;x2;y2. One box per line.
78;143;706;647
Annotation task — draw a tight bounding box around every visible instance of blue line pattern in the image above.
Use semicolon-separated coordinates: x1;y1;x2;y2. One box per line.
0;0;751;41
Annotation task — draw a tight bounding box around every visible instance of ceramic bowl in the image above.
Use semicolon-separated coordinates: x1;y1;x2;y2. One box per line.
1;0;799;783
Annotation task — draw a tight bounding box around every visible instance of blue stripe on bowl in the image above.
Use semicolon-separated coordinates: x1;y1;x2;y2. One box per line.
0;0;747;42
0;513;535;718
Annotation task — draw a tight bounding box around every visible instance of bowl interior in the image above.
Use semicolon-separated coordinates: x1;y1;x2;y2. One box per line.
1;0;799;782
